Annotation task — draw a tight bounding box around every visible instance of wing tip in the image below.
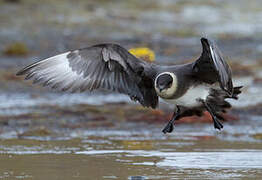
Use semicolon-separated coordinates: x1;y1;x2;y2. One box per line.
16;52;70;76
200;37;212;51
16;63;38;76
200;37;208;43
16;70;24;76
16;67;30;76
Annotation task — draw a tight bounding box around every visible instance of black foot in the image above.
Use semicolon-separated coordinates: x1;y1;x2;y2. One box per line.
162;122;174;134
213;116;223;130
162;106;181;134
201;100;224;131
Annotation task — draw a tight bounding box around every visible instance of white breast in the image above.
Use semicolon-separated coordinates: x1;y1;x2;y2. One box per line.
163;85;210;107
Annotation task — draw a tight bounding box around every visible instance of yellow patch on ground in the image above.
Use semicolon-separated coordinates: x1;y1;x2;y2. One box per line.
3;42;29;56
129;47;155;62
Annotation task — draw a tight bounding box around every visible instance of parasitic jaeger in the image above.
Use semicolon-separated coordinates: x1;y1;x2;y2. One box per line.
16;37;242;134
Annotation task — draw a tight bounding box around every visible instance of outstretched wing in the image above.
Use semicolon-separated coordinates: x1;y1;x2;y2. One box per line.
17;44;159;108
193;38;233;96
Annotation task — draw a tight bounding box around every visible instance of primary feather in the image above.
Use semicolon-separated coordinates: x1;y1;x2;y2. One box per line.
17;44;159;108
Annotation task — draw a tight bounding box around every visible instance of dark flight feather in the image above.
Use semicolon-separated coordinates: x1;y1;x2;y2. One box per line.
16;44;159;108
193;38;233;96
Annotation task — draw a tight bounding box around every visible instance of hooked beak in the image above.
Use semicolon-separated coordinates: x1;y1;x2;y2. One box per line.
158;85;166;92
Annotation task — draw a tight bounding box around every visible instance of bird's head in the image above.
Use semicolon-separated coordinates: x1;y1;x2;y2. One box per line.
155;72;177;98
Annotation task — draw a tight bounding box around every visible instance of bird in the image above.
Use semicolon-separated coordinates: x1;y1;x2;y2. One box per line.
16;37;242;134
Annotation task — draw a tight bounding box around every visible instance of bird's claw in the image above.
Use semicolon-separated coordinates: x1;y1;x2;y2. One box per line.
213;116;223;130
162;122;174;134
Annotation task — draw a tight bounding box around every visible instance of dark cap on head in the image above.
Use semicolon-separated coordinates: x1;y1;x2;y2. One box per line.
156;73;173;91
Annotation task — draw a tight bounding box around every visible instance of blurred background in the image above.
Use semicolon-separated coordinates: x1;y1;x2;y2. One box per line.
0;0;262;179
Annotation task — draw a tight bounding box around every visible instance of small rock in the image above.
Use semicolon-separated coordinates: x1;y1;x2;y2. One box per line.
252;133;262;140
18;126;52;137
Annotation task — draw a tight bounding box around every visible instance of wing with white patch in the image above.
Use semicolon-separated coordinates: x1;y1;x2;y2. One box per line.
193;38;233;96
16;44;159;108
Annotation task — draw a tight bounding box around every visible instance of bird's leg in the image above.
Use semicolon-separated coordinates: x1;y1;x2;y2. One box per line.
200;100;223;130
162;106;181;134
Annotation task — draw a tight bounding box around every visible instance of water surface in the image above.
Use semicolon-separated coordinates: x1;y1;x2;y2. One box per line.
0;121;262;179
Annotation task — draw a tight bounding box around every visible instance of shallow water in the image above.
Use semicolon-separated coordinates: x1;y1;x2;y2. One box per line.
0;121;262;179
1;76;262;179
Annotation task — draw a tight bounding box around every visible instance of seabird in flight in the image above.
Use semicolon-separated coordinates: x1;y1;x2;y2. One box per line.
16;37;242;134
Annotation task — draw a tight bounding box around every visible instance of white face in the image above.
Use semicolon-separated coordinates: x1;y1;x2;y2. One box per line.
154;72;178;99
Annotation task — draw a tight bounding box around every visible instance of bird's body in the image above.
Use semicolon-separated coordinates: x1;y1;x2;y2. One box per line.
163;84;210;108
17;38;242;133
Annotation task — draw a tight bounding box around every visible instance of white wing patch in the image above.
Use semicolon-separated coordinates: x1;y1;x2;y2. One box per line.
23;52;91;92
17;43;159;108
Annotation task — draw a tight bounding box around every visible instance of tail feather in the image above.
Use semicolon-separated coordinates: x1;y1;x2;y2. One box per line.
207;86;243;114
228;86;243;100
